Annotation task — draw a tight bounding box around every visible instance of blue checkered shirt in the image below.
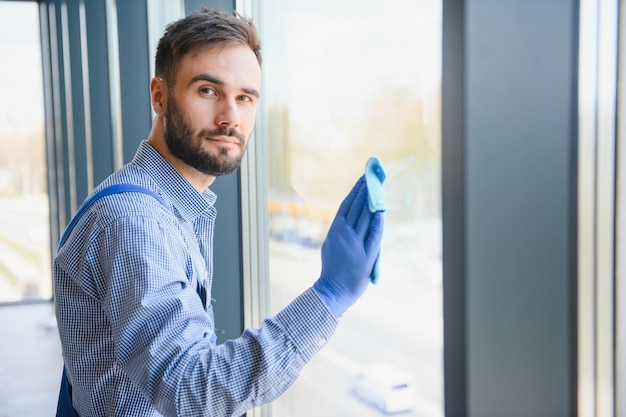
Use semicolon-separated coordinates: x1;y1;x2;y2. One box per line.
53;141;338;416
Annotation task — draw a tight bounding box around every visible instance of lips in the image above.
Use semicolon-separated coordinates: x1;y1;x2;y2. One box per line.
199;127;245;145
212;135;238;143
207;135;241;146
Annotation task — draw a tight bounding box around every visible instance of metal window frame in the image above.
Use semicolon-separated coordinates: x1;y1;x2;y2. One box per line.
237;0;270;415
615;1;626;415
578;0;619;416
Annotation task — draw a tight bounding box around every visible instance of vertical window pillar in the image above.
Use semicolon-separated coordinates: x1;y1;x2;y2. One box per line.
443;1;579;415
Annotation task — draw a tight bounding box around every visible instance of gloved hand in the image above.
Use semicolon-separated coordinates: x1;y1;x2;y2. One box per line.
313;176;384;317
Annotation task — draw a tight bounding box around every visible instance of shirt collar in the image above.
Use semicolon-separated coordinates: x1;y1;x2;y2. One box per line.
131;141;217;220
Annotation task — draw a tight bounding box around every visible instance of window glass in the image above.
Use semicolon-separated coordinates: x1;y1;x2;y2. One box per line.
259;1;443;415
0;1;50;302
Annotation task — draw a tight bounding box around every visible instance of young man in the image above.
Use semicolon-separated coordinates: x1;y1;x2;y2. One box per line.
54;8;383;416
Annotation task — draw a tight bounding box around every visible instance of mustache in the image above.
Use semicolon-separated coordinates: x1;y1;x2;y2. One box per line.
198;126;246;143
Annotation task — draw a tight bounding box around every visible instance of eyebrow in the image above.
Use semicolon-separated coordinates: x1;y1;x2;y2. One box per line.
189;73;260;98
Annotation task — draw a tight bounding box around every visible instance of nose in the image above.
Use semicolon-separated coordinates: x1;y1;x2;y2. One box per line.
215;97;240;127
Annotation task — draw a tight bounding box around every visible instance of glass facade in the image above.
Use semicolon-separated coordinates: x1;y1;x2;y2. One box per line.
0;1;593;413
0;1;50;303
258;1;443;415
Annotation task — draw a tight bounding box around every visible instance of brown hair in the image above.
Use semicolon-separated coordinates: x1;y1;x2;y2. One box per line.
155;8;262;87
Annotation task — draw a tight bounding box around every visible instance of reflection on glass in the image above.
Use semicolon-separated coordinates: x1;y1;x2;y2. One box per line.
260;1;442;416
0;2;50;302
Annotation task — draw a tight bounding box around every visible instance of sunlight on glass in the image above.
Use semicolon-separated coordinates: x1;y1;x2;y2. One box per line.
0;1;50;302
261;1;443;416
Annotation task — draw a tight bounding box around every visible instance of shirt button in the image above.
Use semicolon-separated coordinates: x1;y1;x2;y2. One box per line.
317;338;327;347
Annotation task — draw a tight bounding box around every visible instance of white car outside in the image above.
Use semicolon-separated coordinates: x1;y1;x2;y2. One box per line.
351;362;416;414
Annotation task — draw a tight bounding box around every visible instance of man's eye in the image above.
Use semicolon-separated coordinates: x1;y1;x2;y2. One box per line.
201;87;216;95
239;95;252;102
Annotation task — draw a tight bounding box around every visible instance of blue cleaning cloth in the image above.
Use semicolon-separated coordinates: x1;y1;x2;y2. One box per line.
365;157;387;212
365;157;386;284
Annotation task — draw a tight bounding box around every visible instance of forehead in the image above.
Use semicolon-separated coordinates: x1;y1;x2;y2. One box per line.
175;44;261;91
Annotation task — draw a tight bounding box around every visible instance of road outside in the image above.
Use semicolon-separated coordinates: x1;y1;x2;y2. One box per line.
269;229;444;417
0;195;51;302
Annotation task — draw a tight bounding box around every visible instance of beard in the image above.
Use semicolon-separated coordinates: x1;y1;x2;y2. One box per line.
163;95;247;177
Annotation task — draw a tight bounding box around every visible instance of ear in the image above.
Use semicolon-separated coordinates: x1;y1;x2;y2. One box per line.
150;77;167;117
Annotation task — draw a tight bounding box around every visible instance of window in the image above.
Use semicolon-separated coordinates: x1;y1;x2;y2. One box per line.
257;1;443;415
614;0;626;413
0;1;50;303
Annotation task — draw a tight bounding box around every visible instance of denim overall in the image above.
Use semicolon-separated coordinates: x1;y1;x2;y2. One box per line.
55;184;210;416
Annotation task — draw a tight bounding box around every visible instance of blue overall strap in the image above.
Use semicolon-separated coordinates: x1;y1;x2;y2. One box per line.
56;183;166;417
57;183;166;252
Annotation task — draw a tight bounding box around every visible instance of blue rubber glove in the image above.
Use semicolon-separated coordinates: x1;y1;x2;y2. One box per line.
313;176;385;317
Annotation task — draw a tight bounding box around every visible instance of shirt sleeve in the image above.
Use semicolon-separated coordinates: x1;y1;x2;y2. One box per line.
90;214;338;417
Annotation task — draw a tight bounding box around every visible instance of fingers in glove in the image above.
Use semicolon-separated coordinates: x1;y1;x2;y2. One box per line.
365;211;384;255
345;182;368;228
355;201;373;239
336;176;365;219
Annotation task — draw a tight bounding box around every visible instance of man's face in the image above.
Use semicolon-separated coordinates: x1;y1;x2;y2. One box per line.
163;44;261;177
